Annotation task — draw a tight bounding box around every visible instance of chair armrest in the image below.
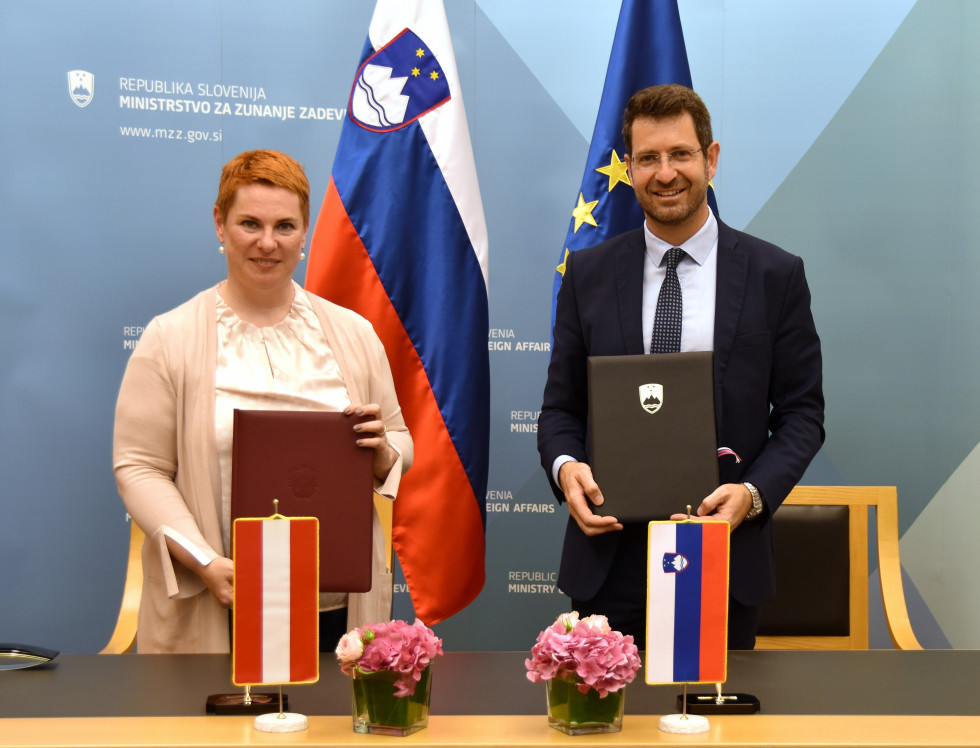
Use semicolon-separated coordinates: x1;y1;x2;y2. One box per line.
873;488;923;650
100;521;144;654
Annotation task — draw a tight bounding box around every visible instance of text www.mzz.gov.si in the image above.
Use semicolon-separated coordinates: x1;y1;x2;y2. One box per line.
119;126;222;143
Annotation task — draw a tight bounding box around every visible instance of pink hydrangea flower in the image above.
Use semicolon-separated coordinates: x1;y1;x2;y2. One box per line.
335;618;443;697
525;612;641;698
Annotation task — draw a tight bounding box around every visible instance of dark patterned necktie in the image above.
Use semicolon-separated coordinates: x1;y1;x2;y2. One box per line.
650;247;684;354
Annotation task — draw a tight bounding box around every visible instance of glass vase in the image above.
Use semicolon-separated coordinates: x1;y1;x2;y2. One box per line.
546;676;625;735
350;666;431;736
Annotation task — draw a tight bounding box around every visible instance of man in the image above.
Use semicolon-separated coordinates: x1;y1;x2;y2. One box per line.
537;85;824;650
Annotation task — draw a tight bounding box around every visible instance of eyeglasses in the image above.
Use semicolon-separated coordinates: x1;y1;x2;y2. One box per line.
630;148;703;170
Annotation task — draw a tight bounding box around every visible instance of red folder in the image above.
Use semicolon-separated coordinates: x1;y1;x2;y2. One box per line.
231;409;373;592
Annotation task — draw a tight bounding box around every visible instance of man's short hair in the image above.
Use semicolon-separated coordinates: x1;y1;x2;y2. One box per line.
622;84;713;155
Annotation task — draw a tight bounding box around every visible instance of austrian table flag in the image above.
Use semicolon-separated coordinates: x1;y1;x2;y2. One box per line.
233;516;319;686
646;521;729;685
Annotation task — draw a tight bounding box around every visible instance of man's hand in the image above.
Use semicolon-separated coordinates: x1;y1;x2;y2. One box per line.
558;461;623;536
669;483;753;531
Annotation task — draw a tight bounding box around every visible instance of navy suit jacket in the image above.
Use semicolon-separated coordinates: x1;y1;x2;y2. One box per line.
538;219;825;607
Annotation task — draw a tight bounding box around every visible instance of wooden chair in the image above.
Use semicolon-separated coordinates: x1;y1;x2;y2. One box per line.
755;486;922;650
100;495;394;654
100;520;144;654
374;492;394;573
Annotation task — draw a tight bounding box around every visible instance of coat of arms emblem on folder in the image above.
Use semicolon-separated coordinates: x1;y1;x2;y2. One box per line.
639;383;664;414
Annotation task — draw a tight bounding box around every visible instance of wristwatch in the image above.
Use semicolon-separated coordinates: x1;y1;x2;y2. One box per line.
743;482;764;520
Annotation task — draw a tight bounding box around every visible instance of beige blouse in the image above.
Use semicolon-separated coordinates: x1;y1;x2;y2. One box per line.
115;283;412;652
215;286;351;612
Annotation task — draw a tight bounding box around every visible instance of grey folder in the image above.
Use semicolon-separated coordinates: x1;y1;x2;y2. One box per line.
587;351;719;522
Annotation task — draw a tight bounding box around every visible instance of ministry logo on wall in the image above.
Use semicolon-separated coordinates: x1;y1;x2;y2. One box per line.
349;28;450;132
68;70;94;108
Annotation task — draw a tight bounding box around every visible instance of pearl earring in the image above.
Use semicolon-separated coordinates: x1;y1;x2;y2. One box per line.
218;244;226;254
299;251;306;260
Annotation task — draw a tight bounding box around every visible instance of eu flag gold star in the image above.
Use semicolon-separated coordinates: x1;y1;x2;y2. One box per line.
411;67;421;77
572;193;599;233
430;70;440;80
557;248;570;276
416;48;425;58
595;149;631;192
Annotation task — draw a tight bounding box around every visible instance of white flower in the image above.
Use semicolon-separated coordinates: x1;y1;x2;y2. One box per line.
556;611;580;632
335;631;364;663
579;614;611;634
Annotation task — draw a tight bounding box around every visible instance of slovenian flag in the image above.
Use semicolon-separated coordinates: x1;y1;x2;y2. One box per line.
233;517;319;686
646;521;729;685
551;0;715;340
305;0;488;625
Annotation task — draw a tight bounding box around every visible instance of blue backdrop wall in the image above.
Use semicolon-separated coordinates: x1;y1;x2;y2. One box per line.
1;0;974;652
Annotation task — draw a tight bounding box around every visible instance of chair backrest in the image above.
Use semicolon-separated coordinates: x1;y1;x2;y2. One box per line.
373;492;394;572
754;486;922;650
100;520;144;654
101;494;394;653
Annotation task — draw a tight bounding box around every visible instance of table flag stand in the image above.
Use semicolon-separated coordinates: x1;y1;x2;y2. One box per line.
661;684;710;734
205;684;288;716
646;512;733;735
212;500;320;732
253;685;306;733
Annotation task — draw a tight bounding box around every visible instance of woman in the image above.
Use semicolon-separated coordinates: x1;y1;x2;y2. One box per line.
113;150;412;653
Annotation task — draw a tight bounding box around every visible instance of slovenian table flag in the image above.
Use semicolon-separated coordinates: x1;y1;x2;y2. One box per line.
306;0;489;625
646;521;729;685
233;516;319;686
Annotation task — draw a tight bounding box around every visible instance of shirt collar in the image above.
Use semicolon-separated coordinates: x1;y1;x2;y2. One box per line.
643;210;718;267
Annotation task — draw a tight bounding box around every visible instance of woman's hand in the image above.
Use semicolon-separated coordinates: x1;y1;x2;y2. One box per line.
200;557;234;608
164;535;234;608
346;403;398;481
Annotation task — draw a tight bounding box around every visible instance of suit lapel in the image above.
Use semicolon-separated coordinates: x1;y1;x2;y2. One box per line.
713;220;749;426
616;229;646;355
610;223;748;417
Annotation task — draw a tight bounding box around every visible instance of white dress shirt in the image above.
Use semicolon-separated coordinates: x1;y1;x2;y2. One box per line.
641;211;718;354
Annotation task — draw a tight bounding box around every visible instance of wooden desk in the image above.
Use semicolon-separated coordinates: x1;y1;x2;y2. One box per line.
1;651;978;747
4;714;980;747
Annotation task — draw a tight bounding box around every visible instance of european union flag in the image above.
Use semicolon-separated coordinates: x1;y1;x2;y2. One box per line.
550;0;715;338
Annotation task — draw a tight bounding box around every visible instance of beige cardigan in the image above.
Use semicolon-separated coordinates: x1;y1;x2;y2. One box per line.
113;284;413;653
